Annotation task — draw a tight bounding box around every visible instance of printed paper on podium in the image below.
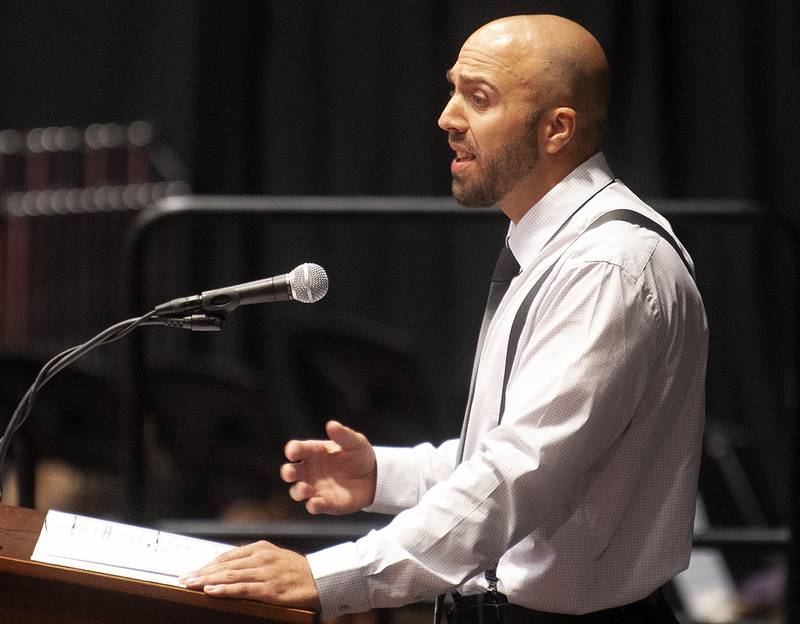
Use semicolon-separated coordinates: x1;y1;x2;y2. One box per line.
31;510;235;586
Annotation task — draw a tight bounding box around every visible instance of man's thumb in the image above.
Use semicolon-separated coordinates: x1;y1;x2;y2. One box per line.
326;420;366;450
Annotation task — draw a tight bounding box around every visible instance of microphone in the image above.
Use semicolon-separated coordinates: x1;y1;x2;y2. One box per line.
0;262;330;502
156;263;329;315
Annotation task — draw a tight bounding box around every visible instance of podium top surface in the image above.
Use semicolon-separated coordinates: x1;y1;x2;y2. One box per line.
0;504;317;624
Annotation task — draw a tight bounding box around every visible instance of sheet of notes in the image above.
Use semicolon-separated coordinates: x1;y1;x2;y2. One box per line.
31;510;235;586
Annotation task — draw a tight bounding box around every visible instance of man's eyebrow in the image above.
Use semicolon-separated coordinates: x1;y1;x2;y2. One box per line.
445;68;497;89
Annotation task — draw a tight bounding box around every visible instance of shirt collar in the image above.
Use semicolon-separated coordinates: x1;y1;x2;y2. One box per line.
507;152;614;269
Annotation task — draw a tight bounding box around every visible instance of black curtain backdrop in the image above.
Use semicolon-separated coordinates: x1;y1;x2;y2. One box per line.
1;1;799;523
1;1;797;205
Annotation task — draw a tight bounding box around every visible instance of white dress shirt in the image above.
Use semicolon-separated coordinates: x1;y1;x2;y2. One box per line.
306;152;708;619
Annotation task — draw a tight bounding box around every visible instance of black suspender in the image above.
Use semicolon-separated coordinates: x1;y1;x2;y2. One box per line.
590;209;695;279
484;208;694;594
497;207;694;426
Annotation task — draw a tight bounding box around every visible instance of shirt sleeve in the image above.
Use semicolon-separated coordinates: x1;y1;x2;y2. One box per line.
307;258;662;619
365;439;459;514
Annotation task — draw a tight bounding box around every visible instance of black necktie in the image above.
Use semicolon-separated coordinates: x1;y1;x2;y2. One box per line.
435;245;520;624
455;245;520;464
486;245;522;317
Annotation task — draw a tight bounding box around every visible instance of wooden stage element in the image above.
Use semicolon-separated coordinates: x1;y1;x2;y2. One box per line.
0;504;317;624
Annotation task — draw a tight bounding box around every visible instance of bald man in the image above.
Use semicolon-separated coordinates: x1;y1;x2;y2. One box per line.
182;15;706;623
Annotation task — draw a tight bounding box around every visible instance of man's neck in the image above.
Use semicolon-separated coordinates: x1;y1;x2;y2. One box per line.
499;151;597;223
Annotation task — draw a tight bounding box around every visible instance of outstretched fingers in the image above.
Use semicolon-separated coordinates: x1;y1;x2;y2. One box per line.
281;428;347;485
325;420;368;451
306;495;336;515
288;480;315;502
280;461;305;484
284;439;314;463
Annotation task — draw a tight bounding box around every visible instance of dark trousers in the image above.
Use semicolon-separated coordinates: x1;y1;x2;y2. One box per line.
446;589;679;624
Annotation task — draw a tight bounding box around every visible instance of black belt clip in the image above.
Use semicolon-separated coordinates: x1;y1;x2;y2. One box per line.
447;591;510;624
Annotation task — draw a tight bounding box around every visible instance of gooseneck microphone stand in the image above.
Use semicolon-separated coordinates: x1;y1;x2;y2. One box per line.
0;262;329;505
0;307;227;504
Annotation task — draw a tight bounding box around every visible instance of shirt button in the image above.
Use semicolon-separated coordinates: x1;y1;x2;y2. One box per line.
338;604;350;613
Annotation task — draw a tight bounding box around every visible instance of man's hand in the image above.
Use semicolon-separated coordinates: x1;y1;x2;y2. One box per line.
179;541;320;611
280;420;377;515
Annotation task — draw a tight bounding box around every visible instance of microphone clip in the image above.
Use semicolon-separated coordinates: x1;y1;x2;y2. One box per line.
146;313;227;332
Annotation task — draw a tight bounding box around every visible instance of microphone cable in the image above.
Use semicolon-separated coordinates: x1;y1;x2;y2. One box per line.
0;310;159;501
0;262;328;503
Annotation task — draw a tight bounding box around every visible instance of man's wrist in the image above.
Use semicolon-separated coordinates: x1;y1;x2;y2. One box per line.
362;446;421;514
306;542;371;619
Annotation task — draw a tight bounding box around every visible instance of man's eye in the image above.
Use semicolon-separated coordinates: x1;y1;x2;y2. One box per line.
472;94;488;107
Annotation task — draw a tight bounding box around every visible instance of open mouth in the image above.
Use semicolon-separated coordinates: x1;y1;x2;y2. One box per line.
452;149;476;173
452;146;475;162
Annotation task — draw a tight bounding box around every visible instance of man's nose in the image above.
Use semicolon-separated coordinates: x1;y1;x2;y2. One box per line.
438;96;468;134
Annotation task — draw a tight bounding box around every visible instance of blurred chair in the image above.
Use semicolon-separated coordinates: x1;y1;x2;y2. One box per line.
0;352;120;508
289;319;441;448
143;359;286;519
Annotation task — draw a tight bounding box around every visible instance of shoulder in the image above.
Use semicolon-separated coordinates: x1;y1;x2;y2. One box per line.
566;182;691;287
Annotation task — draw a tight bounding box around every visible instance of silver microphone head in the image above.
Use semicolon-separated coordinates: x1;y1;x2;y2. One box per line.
289;263;329;303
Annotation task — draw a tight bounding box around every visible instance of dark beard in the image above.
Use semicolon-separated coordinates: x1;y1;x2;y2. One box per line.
452;111;540;208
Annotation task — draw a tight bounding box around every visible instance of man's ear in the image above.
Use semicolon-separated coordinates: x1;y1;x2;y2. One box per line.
541;107;577;154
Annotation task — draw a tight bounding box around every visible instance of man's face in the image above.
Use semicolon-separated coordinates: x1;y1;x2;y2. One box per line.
439;38;541;208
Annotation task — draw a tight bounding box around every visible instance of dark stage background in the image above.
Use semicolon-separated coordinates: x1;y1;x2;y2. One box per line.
0;0;799;540
1;1;798;202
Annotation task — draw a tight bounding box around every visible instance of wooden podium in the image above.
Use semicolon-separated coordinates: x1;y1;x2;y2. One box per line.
0;504;317;624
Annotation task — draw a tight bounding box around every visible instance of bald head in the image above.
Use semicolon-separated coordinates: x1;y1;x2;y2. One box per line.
440;15;612;217
465;15;610;150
